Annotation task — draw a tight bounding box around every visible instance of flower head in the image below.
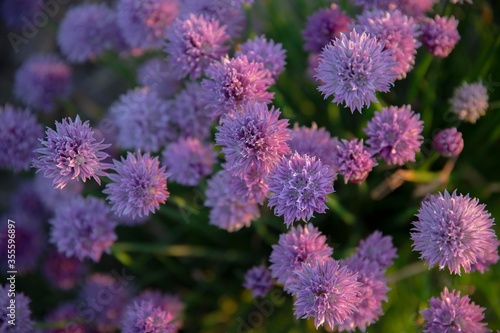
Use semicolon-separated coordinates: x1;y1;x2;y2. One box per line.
288;123;338;169
421;15;460;58
364;105;424;166
332;139;377;184
236;35;287;79
243;265;273;298
352;231;397;271
315;30;397;113
42;249;87;290
227;163;269;204
135;290;184;321
411;190;499;274
354;0;436;19
33;173;83;211
1;0;43;30
0;284;34;333
122;300;179;333
450;81;489;123
137;58;180;99
433;128;464;157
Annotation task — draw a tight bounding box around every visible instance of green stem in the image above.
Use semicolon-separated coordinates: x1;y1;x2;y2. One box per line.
326;195;356;225
407;53;434;103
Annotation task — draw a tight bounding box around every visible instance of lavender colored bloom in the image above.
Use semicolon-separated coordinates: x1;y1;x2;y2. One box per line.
104;151;169;219
332;139;376;184
204;170;260;232
122;301;179;333
267;152;335;227
422;288;490;333
14;54;72;112
135;290;184;321
216;102;291;178
162;137;216;186
355;0;436;19
411;190;499;274
471;242;500;273
110;87;174;152
117;0;179;51
0;284;34;332
201;56;274;120
33;115;111;189
45;302;89;333
10;179;49;220
421;15;460;58
243;265;273;298
42;249;87;290
302;4;352;53
353;231;398;271
269;224;333;291
364;105;424;166
316;30;397;113
227;163;269;204
433;128;464;157
49;196;117;262
288;258;362;329
450;81;489;123
165;14;229;80
1;0;43;30
33;172;84;211
0;104;42;172
236;35;287;79
137;58;180;99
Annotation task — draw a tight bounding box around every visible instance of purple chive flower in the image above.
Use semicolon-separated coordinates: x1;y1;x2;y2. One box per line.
227;163;269;204
117;0;179;52
422;288;490;333
14;54;72;112
137;58;180;99
236;35;287;79
49;196;117;262
165;14;229;80
433;128;464;157
33;173;84;211
110;87;174;152
215;102;291;178
288;258;362;329
45;302;89;333
201;56;274;120
267;152;335;227
355;0;436;19
356;10;420;80
0;104;43;172
411;190;499;275
450;81;489;123
33;115;111;189
42;249;87;290
364;105;424;166
243;265;274;298
421;15;460;58
0;284;34;332
288;123;338;169
122;300;179;333
58;4;125;63
471;242;500;273
302;4;352;53
104;151;169;219
1;0;43;30
135;290;184;321
332;139;377;184
162;137;216;186
204;170;260;232
269;224;333;292
315;30;397;113
10;179;49;220
353;231;398;271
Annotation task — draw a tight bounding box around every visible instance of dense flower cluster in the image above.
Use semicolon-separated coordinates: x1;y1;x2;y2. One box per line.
236;35;287;79
332;139;376;184
0;284;34;332
421;15;461;58
433;127;464;157
288;123;338;169
243;265;274;298
450;81;489;123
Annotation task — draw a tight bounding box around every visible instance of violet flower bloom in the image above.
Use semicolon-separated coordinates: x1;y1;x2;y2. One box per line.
411;190;499;274
215;102;291;178
422;288;490;333
236;35;287;79
201;56;274;120
353;231;398;272
33;173;83;211
332;139;377;184
450;81;489;123
42;249;87;290
0;284;34;332
315;30;397;113
421;15;460;58
243;265;273;298
104;151;169;219
364;105;424;166
227;163;269;204
14;54;72;112
1;0;43;30
0;104;42;172
49;196;117;262
33;115;111;189
433;128;464;157
10;179;49;220
165;14;229;80
269;224;333;292
355;0;436;19
267;152;335;227
137;58;180;99
135;290;184;321
122;300;179;333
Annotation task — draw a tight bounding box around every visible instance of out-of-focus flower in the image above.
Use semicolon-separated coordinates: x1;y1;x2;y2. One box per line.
33;173;83;211
227;163;269;204
1;0;43;30
450;81;489;123
0;284;34;332
45;302;90;333
42;249;87;290
433;128;464;157
243;265;274;298
421;15;460;58
122;300;179;333
137;58;180;99
236;35;287;79
288;123;338;169
354;0;437;19
332;139;376;184
135;290;184;324
351;231;397;272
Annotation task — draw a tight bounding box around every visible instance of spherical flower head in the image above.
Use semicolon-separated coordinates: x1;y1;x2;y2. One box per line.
421;15;460;58
267;152;335;227
33;173;84;211
269;224;333;291
0;284;34;333
122;300;179;333
450;81;489;123
58;4;125;63
117;0;179;51
236;35;287;79
288;258;362;329
14;54;72;112
411;190;499;275
162;137;216;186
302;4;352;53
216;102;291;178
243;265;273;298
353;231;397;271
135;290;184;322
433;128;464;157
315;29;397;113
364;105;424;166
355;0;437;19
421;288;490;333
33;115;111;189
165;14;229;80
204;170;260;232
1;0;43;30
49;196;117;262
332;138;377;184
470;240;500;273
227;163;269;204
110;87;174;152
104;151;169;219
201;56;274;120
137;58;180;99
42;249;87;290
0;104;43;172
